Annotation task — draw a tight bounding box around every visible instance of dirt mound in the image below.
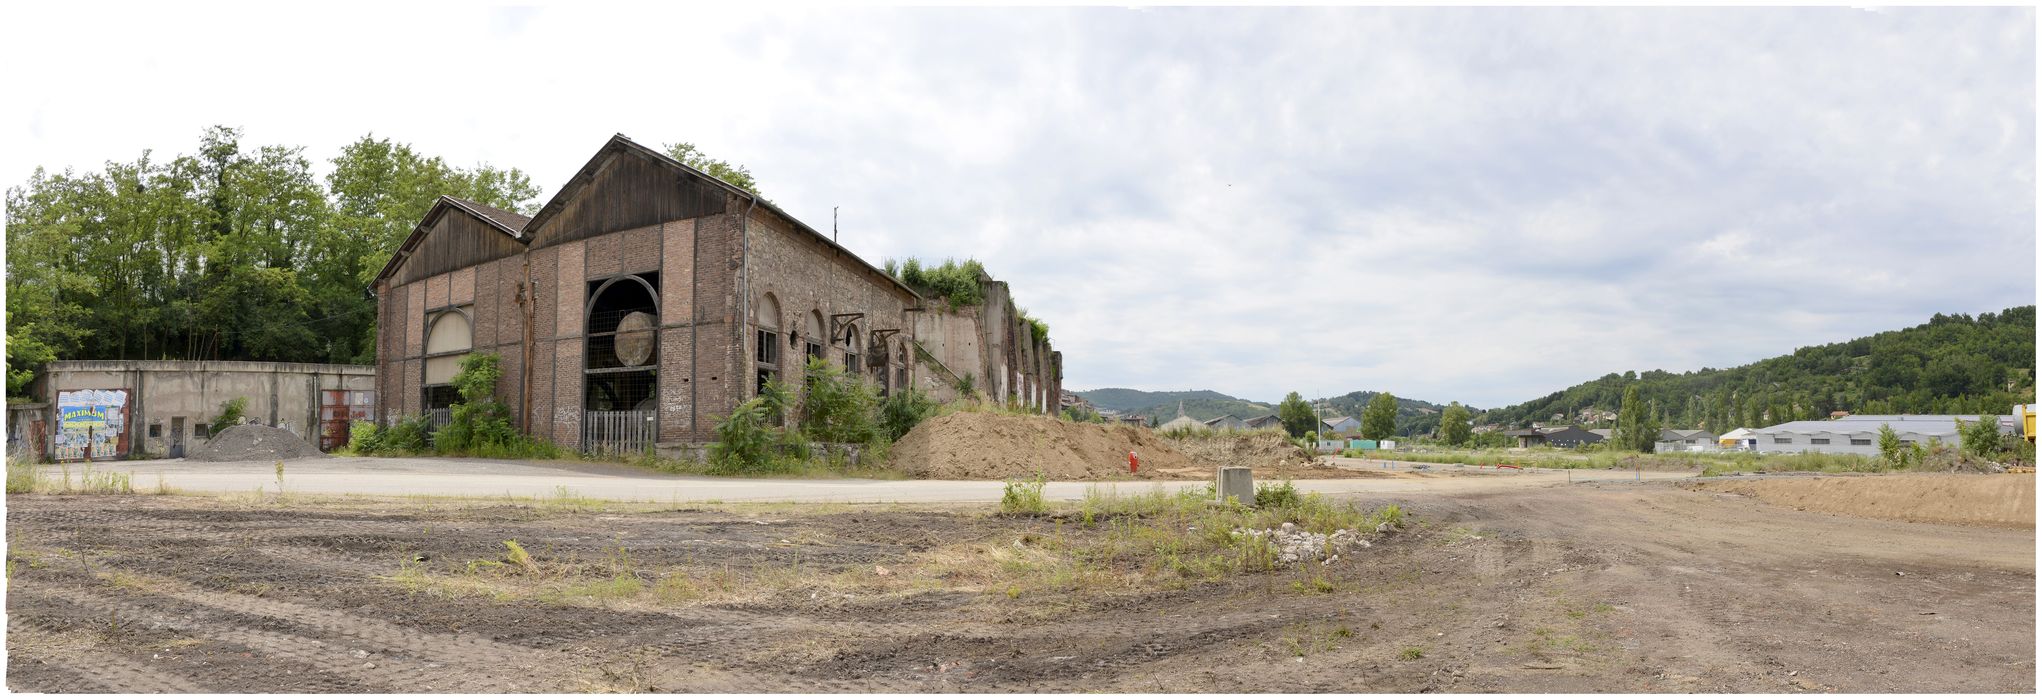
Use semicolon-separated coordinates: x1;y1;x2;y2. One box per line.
1691;473;2034;528
1163;431;1314;472
186;424;329;462
886;412;1204;480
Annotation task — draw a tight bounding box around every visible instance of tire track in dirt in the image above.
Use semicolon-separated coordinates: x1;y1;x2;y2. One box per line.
6;619;205;693
28;587;515;693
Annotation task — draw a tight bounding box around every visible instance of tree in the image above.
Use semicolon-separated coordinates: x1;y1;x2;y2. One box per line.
1362;392;1398;440
1877;424;1907;467
1277;391;1316;438
1440;402;1472;447
1616;385;1660;452
663;142;762;196
1959;416;2006;460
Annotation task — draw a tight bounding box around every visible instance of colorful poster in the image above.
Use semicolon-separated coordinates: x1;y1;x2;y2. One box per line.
55;389;128;462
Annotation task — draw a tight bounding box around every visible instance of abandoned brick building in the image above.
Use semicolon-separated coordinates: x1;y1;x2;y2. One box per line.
371;134;1061;453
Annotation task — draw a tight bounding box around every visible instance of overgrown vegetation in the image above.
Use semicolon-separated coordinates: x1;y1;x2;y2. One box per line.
6;128;544;396
1017;307;1049;344
6;460;136;495
1001;474;1048;515
351;353;558;459
877;386;938;441
208;397;248;437
884;257;987;309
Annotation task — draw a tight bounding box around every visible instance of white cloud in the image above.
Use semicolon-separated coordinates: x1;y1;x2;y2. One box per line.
2;5;2032;408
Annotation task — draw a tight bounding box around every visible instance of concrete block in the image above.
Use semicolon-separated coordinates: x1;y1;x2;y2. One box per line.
1217;466;1254;507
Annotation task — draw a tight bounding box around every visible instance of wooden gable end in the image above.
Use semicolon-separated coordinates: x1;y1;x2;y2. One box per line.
392;207;527;286
524;147;730;250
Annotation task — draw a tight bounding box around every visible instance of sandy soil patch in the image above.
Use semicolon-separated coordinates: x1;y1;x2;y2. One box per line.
1688;473;2034;528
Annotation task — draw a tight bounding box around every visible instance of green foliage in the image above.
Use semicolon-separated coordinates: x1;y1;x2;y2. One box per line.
7;460;41;494
1017;308;1049;344
708;397;781;471
1470;429;1513;449
799;357;877;443
952;372;977;398
877;386;938;441
894;257;987;308
209;397;248;437
1001;474;1049;515
661;142;762;196
1254;480;1301;509
1877;424;1904;466
425;353;553;458
380;414;432;454
1615;385;1660;452
1440;402;1473;446
1061;405;1104;423
1480;307;2036;430
1277;392;1316;438
1959;416;2008;460
1361;392;1399;441
347;420;384;455
3;128;542;395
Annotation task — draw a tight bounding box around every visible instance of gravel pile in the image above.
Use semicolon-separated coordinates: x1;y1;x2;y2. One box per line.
1235;521;1392;566
187;424;329;462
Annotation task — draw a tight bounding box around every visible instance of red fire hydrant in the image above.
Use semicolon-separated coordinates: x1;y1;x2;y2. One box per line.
1128;451;1140;474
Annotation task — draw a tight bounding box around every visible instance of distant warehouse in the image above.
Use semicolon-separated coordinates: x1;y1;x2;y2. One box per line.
1753;414;2009;456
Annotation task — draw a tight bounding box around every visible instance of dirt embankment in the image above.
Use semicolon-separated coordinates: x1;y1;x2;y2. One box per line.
886;413;1371;481
1689;473;2034;528
886;412;1202;479
185;424;328;462
1162;430;1311;471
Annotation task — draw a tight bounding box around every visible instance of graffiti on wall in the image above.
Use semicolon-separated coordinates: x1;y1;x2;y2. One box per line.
55;389;128;462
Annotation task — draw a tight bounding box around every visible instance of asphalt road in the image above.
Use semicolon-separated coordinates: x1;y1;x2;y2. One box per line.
83;455;1697;503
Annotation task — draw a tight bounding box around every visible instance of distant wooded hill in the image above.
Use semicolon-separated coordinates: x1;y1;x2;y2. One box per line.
1071;387;1461;436
1478;306;2037;432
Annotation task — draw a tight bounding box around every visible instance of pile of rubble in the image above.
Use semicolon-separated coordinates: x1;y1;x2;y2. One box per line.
1234;521;1395;566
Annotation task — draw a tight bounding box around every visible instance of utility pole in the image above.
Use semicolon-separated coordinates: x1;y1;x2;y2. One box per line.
833;206;838;243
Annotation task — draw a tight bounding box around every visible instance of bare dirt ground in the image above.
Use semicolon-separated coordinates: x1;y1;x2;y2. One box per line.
7;479;2033;693
1689;473;2035;528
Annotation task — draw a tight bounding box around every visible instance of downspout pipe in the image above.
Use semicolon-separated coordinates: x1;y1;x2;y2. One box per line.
738;193;758;397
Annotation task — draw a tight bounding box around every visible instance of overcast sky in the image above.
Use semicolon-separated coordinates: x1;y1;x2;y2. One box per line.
4;5;2034;407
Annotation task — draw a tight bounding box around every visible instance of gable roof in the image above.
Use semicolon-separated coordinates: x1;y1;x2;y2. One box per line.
372;195;529;287
521;134;920;300
446;196;532;237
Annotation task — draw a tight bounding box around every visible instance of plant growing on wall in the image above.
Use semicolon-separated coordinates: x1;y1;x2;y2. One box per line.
208;397;248;437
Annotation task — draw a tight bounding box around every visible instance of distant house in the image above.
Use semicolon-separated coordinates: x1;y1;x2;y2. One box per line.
1322;416;1360;435
1718;427;1757;450
1157;401;1207;433
1116;415;1148;427
1653;428;1717;453
1502;426;1603;449
1243;414;1284;431
1204;415;1246;431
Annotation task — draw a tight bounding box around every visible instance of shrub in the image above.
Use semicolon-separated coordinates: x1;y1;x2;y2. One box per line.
877;386;937;441
1255;480;1301;509
380;414;432;454
209;397;248;436
953;372;977;398
799;357;877;444
347;420;384;454
708;397;779;471
1017;307;1049;344
7;459;41;494
1001;474;1048;515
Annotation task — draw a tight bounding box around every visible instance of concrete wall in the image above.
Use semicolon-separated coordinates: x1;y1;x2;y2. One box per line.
908;277;1060;415
39;360;373;460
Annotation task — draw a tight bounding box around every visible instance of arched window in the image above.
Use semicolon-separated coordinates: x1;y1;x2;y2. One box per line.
753;292;782;395
584;275;659;413
423;307;473;409
840;322;862;373
803;311;825;362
